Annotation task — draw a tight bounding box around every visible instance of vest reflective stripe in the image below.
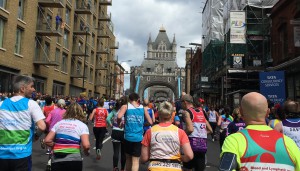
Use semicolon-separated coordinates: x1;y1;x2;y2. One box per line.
149;124;181;161
240;129;295;171
0;97;33;159
282;118;300;149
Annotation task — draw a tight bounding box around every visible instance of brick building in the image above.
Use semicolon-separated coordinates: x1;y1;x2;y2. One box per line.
0;0;124;99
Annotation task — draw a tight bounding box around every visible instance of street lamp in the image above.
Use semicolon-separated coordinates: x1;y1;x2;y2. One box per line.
82;26;89;92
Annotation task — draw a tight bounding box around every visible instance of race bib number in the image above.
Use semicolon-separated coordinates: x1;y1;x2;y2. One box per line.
149;161;181;171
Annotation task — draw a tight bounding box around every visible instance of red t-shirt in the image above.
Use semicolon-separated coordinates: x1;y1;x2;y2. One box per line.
93;107;108;127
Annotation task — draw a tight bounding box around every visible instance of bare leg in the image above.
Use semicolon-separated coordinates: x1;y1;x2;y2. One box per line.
131;156;140;171
125;154;132;171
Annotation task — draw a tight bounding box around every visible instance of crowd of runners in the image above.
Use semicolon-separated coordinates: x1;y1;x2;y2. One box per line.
0;75;300;171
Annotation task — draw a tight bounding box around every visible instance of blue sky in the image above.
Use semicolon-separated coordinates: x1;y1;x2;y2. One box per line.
109;0;205;88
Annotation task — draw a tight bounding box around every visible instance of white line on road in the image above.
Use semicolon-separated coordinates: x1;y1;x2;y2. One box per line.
103;136;111;144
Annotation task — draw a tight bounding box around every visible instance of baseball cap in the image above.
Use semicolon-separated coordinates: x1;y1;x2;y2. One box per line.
57;99;66;106
181;94;193;103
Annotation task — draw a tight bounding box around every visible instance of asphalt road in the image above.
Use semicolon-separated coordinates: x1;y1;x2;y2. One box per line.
31;125;220;171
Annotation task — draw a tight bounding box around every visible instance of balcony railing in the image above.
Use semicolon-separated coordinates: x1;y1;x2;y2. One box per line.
99;0;112;6
36;18;63;37
95;63;108;70
98;13;111;21
34;46;59;66
73;23;91;35
72;45;91;57
97;48;110;54
110;41;119;49
97;30;110;38
74;0;94;14
38;0;65;8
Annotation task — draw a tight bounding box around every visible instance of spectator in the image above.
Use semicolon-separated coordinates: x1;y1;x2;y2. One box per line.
0;75;46;170
227;107;246;135
219;92;300;170
141;101;193;170
44;103;90;171
55;14;62;30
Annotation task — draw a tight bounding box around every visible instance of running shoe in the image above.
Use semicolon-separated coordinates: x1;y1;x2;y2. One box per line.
113;167;119;171
46;149;51;155
96;149;101;160
40;138;45;149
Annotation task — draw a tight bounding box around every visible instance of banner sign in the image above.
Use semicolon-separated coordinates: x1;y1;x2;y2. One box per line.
232;53;244;68
230;11;246;44
259;71;286;104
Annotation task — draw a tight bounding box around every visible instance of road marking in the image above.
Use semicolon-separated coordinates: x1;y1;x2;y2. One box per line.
103;136;111;144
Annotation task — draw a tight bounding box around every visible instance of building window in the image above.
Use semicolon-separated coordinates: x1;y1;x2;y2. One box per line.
147;76;150;81
84;65;88;78
65;7;70;25
0;18;4;48
63;30;69;48
279;24;288;60
147;68;151;72
52;82;65;96
15;28;23;54
0;0;6;9
43;42;50;61
61;53;68;72
89;68;93;82
18;0;25;20
55;49;60;69
168;77;171;82
35;78;45;94
91;51;94;64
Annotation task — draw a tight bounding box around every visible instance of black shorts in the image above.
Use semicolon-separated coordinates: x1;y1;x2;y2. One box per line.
183;152;206;170
124;139;142;157
0;155;32;171
111;129;124;142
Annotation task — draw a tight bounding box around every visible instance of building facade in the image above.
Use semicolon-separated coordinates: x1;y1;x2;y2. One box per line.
0;0;122;99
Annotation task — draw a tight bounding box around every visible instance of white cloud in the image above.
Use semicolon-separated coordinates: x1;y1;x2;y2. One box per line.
110;0;204;89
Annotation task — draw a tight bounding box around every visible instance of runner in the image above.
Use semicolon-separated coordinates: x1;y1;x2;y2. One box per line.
274;100;300;149
219;92;300;170
207;105;219;141
106;97;127;171
89;98;108;160
141;101;193;170
0;75;46;171
181;94;212;171
44;103;90;171
143;99;155;135
117;93;153;171
217;106;233;150
227;107;246;135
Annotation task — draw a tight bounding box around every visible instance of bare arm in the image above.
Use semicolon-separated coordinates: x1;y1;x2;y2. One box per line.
274;121;283;133
206;120;213;134
180;143;194;162
183;111;194;135
144;107;153;125
217;115;222;127
141;145;150;163
44;131;56;147
36;119;46;132
117;105;127;125
81;134;90;156
151;109;155;123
